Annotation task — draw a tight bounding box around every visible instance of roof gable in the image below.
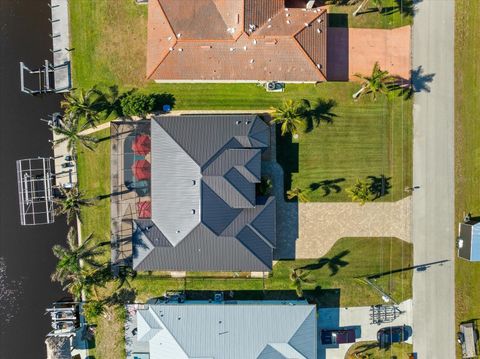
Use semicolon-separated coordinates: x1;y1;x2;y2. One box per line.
151;120;201;246
135;303;317;359
131;115;275;271
146;1;328;82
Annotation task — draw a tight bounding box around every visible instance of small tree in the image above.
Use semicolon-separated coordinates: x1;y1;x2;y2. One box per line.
54;186;95;224
52;115;98;154
83;300;106;321
346;179;372;205
120;93;156;117
287;187;310;203
271;99;309;136
61;87;104;128
51;229;108;285
289;268;315;298
353;62;394;100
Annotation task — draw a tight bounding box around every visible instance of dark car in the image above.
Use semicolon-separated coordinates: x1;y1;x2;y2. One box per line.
321;329;356;345
377;325;409;348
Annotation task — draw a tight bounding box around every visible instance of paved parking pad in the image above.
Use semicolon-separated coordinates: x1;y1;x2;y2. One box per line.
318;300;413;359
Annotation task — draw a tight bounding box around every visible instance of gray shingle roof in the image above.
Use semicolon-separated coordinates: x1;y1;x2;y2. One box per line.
132;302;316;359
132;115;276;271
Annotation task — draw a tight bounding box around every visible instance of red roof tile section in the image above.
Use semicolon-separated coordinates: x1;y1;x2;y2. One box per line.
244;0;284;34
147;0;328;82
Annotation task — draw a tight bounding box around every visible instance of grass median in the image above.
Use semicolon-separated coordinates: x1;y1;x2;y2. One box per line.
455;1;480;358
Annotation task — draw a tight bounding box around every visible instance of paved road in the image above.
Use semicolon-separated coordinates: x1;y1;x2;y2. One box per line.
412;1;455;358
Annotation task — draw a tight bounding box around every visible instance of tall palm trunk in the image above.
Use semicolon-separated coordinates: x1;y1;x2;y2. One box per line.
353;0;369;16
352;85;366;99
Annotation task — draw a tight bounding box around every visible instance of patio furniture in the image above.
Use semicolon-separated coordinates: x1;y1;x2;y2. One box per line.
136;201;152;219
132;134;151;156
132;159;151;181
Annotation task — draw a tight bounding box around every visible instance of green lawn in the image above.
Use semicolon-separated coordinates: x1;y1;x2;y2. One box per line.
328;0;414;29
76;129;111;253
346;341;414;359
278;92;412;202
455;1;480;358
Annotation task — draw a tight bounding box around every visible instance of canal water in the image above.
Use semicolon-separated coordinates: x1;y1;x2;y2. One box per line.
0;0;68;357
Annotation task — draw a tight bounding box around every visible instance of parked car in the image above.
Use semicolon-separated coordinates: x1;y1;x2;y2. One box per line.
377;325;409;348
321;329;356;345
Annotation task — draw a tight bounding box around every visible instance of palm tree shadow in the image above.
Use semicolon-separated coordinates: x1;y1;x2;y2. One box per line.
304;98;338;133
395;66;435;99
299;250;350;276
367;175;392;200
309;178;345;197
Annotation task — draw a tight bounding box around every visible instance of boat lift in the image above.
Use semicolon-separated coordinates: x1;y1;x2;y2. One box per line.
19;60;71;95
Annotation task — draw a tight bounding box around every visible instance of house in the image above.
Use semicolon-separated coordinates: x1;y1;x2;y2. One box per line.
146;0;328;82
126;301;317;359
458;219;480;262
111;115;276;272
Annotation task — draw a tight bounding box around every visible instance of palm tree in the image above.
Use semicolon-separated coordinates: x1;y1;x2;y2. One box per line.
346;179;372;205
52;115;98;154
286;187;310;203
54;186;95;224
271;99;309;136
289;268;315;298
61;87;104;128
115;266;137;289
353;62;394;100
51;228;108;285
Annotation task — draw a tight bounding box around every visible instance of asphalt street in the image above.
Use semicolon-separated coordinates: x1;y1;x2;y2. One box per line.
412;0;456;358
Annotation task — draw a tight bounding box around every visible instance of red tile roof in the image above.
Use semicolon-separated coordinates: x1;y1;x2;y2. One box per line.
147;0;328;82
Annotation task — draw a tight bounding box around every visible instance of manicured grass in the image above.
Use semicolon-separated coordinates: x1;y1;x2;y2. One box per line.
455;1;480;357
88;237;412;359
76;129;111;260
70;0;147;88
278;92;412;202
346;341;414;359
328;0;414;29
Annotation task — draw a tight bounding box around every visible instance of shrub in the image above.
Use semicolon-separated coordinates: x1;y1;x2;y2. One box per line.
257;176;273;196
120;93;156;117
83;300;106;321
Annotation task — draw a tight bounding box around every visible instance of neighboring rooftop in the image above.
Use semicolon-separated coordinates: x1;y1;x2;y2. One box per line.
117;114;276;272
146;0;328;82
127;301;317;359
458;220;480;262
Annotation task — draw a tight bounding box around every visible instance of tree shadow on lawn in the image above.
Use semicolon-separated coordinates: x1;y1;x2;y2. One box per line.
309;178;346;197
299;250;350;277
304;98;338;133
368;175;392;200
276;127;299;199
357;0;421;18
158;288;341;308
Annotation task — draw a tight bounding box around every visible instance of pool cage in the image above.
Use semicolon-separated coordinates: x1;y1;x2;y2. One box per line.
110;120;152;269
16;158;55;225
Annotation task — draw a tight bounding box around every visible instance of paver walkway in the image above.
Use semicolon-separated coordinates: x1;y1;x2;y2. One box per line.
297;197;412;258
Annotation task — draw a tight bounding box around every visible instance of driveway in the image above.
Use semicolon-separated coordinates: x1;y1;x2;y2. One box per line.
328;26;411;81
296;198;412;258
318;300;413;359
412;0;456;358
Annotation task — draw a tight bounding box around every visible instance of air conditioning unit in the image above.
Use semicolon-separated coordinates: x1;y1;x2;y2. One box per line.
265;81;285;92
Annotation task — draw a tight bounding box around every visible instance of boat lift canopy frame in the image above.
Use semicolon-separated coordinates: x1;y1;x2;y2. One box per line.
16;157;56;225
